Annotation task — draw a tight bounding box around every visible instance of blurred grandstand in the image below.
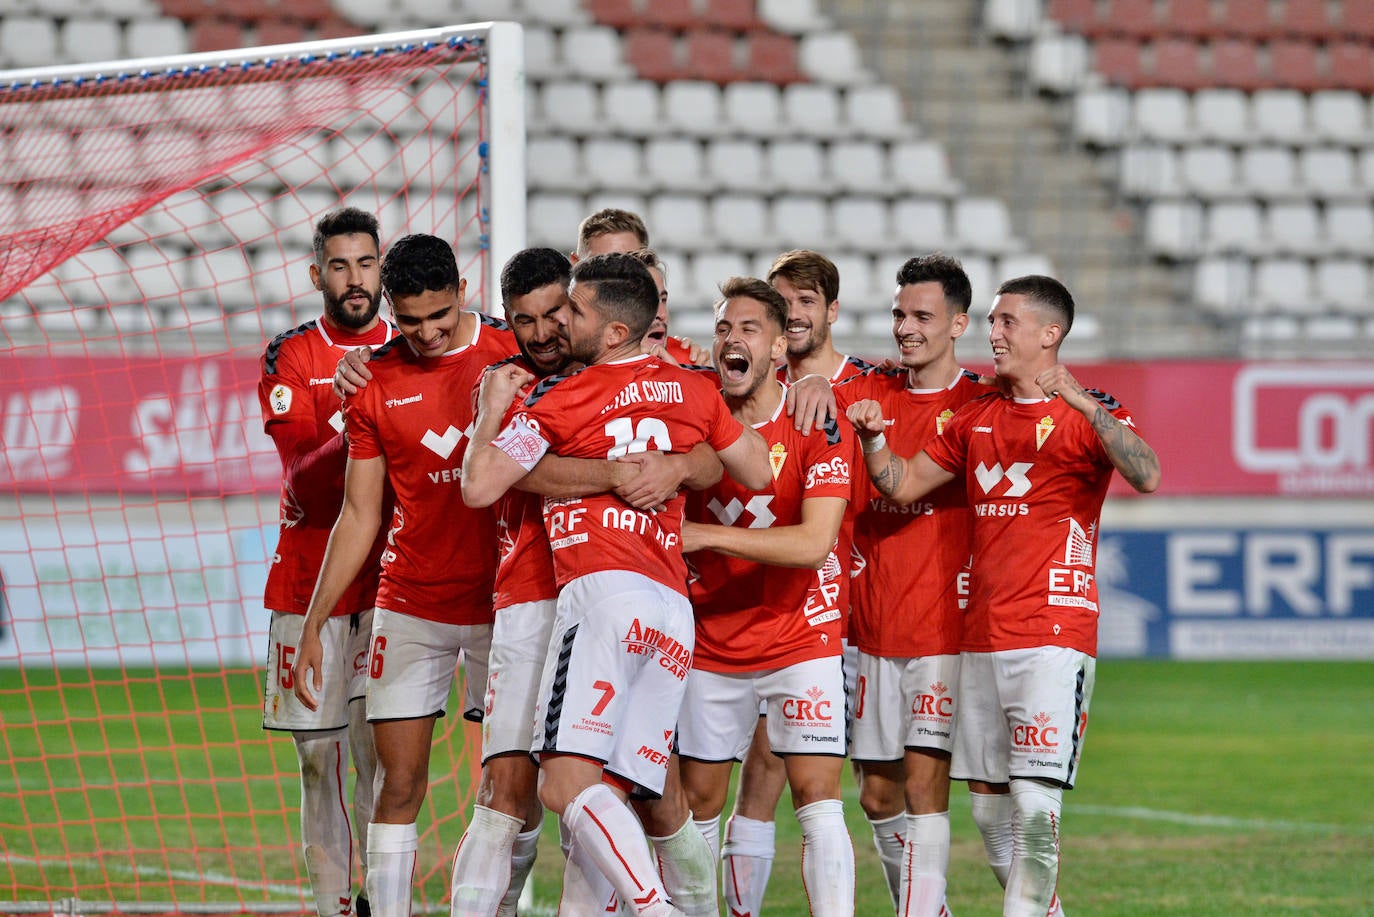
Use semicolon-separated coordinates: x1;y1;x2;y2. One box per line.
5;0;1368;360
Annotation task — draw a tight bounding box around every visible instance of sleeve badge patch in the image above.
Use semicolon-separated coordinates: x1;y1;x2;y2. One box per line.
270;384;293;415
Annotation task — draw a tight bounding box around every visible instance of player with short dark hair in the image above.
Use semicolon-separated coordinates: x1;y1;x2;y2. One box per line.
832;253;982;916
292;234;515;917
462;252;770;917
678;277;857;916
259;206;392;917
847;274;1160;917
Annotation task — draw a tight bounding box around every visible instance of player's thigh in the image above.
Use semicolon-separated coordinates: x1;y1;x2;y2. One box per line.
457;622;493;724
761;655;847;757
264;611;356;731
850;652;908;762
483;598;556;763
951;651;1009;784
365;608;464;721
677;667;762;763
998;647;1095;789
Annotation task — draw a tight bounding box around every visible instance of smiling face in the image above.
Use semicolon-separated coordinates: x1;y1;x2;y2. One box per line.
713;295;786;401
506;282;571;376
771;274;837;360
312;232;383;330
389;280;466;357
892;280;967;372
986;291;1060;381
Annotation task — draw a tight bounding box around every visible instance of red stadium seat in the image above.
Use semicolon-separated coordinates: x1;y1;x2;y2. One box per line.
624;27;684;82
1048;0;1098;34
641;0;701;31
1103;0;1162;38
685;28;741;83
585;0;640;30
1327;40;1374;93
1094;38;1148;87
189;18;244;52
1219;0;1278;38
1275;0;1336;40
255;20;308;47
1338;0;1374;40
1162;0;1221;38
1268;39;1324;91
1152;38;1208;89
314;17;365;40
704;0;763;32
744;30;804;84
1210;38;1267;90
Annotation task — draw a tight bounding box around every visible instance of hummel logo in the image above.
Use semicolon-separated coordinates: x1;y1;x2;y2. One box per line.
421;426;464;459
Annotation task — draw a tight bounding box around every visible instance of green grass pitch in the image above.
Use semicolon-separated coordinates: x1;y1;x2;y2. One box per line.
4;660;1372;914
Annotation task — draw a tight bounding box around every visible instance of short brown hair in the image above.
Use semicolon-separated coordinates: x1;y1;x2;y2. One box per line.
715;276;788;334
996;274;1075;334
768;249;839;304
626;246;668;282
576;208;650;256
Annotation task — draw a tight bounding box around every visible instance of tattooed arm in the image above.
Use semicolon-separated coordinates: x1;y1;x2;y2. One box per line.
1036;364;1161;494
845;398;957;504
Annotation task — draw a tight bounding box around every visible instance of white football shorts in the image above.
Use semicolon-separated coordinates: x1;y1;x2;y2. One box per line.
850;651;961;761
263;609;371;732
533;570;693;797
365;606;491;723
482;598;557;762
950;647;1095;790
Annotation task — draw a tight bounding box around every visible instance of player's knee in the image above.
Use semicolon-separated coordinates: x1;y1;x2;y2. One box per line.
1009;779;1063;857
476;754;539;817
294;730;345;785
856;770;903;819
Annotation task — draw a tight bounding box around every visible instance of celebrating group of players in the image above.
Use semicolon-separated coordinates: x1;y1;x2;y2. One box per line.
257;206;1160;917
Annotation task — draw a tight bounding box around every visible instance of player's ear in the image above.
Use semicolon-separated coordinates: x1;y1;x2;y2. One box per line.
309;261;323;291
951;310;969;339
456;277;468;309
769;332;786;362
1040;321;1063;349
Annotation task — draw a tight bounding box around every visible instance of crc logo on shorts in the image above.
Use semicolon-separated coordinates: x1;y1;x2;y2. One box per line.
622;618;692;680
911;681;953;722
1013;711;1060;752
782;685;834;727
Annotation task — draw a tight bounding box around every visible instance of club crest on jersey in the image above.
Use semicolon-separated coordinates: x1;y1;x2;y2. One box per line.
768;442;788;479
936;408;954;435
1035;415;1055;450
269;384;292;415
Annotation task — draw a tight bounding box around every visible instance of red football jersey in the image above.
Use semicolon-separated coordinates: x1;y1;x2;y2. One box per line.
491;357;558;611
924;390;1139;656
258;317;396;616
344;314;516;625
686;390;853;673
663;335;697;365
777;354;873;638
834;368;985;657
498;353;746;597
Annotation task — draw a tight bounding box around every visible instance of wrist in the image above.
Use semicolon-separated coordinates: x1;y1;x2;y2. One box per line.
861;431;887;454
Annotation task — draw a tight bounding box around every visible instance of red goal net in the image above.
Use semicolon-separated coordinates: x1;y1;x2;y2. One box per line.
0;23;524;913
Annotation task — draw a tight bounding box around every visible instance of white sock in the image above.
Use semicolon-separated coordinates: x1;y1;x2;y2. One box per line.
1048;892;1068;916
1005;781;1063;917
365;822;417;917
559;815;617;915
969;792;1014;888
563;785;675;915
649;817;718;916
347;698;376;901
795;799;854;917
899;812;950;917
496;826;541;916
296;730;354;917
722;814;775;917
692;814;721;864
865;812;905;907
450;805;522;916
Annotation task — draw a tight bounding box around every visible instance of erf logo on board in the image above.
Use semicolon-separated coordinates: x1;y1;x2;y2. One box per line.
1232;365;1374;494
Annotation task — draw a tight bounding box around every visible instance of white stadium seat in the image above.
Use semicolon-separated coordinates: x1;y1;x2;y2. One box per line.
843;85;911;140
1133;88;1192;144
771;195;829;248
998;253;1056;281
644;138;705;192
0;16;58;69
1180;145;1242;199
126;17;189;58
1073;87;1131;148
1205;200;1264;254
1298;147;1357;200
758;0;830;33
1119;144;1183;198
831;253;878;307
60;18;122;64
767;139;826;192
890;139;961;196
706;139;767;192
1264;201;1322;256
560;26;633;81
827;140;888;194
649;193;710;251
602;82;663;137
890;198;949;250
526;192;585;249
782;83;843;139
832;198;891;250
1251;89;1308;144
709;195;772;249
723;83;785;138
1253;258;1314;312
537;83;601;136
1323;202;1374;255
984;0;1042;40
1191;89;1251;145
1314;258;1371;311
798;32;871;85
1239;146;1298;200
523;25;563;81
1309;90;1369;145
686;252;750;306
952;197;1021;254
1029;32;1091;94
663;81;724;137
583;137;647;192
1143;200;1204;258
1192;256;1251;313
521;0;591;28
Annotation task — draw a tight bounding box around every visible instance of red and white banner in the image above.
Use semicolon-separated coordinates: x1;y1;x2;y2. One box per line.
1;356;1370;497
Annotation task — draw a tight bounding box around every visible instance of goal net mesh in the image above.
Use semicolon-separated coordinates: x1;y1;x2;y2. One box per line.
0;26;512;913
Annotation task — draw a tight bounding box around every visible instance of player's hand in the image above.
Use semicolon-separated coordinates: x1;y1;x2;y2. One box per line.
332;346;375;398
478;362;535;415
1036;364;1091;410
678;336;710;365
680;519;709;554
291;628;325;712
643;340;680;366
874;357;902;372
846;399;887;438
786;374;836;436
613;450;681;510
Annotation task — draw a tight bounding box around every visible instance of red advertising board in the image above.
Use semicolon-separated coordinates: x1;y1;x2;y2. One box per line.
1;356;1370;497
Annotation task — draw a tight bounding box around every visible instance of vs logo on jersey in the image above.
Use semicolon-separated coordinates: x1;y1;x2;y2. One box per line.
975;461;1033;497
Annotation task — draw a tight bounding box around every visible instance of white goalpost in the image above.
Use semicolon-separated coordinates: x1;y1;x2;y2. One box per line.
0;22;524;914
